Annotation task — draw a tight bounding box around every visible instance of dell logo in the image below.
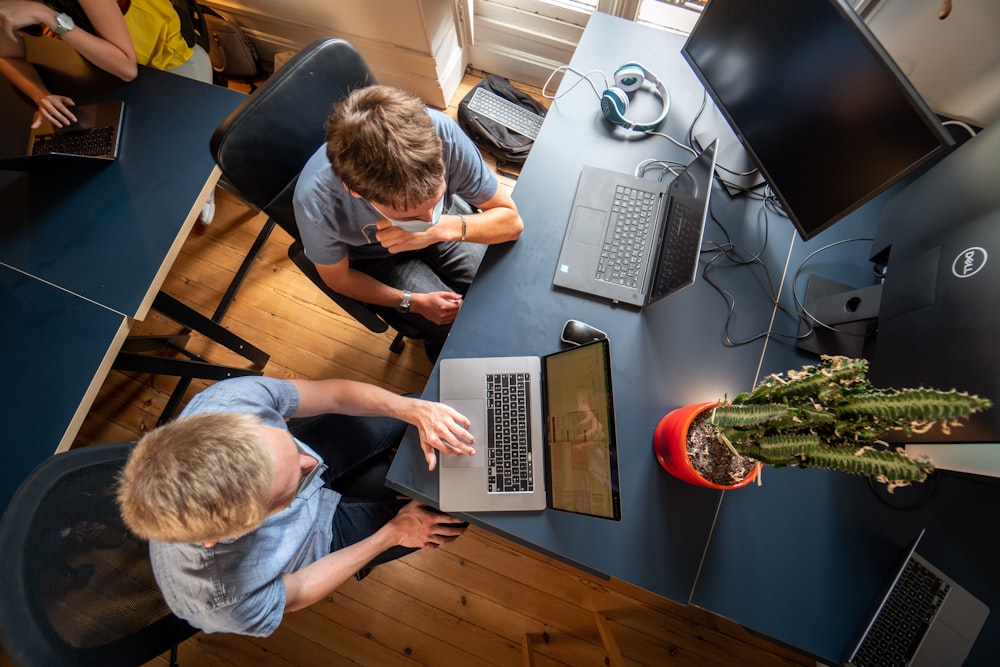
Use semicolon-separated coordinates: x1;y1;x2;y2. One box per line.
952;247;988;278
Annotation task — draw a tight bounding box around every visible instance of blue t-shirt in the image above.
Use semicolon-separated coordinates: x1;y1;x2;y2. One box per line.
293;108;498;266
148;377;341;637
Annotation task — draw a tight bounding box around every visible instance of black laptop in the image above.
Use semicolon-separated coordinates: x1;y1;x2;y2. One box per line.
553;140;717;306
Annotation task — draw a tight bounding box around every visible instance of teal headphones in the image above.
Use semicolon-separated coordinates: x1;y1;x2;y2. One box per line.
599;62;669;132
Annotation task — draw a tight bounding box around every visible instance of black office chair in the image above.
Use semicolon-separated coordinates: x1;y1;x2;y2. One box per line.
210;38;425;354
0;442;197;667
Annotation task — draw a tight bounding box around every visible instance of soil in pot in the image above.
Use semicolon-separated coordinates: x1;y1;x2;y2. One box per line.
687;411;758;486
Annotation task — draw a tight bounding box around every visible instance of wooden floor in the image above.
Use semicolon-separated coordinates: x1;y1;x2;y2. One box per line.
2;75;812;667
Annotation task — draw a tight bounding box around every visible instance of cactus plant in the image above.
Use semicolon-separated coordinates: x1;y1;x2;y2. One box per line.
656;356;991;491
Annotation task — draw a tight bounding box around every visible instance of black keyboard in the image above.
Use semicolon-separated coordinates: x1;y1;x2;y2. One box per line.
596;185;657;288
650;200;703;297
851;557;948;667
485;372;534;493
31;125;116;157
467;87;544;139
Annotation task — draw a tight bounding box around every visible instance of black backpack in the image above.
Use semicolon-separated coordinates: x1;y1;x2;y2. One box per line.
457;75;547;167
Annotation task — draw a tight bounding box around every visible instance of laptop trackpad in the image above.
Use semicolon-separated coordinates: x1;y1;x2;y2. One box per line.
569;206;606;246
440;399;486;468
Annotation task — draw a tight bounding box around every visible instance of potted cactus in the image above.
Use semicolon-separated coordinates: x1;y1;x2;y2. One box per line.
654;356;991;491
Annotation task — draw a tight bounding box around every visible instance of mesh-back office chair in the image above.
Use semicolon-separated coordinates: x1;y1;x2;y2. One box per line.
210;38;424;353
0;442;196;667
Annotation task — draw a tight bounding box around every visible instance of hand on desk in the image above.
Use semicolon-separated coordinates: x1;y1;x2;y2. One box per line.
405;397;475;471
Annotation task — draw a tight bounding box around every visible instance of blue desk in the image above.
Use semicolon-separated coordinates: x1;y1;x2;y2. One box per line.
0;48;244;319
0;265;128;511
388;12;783;605
1;46;247;511
387;12;1000;665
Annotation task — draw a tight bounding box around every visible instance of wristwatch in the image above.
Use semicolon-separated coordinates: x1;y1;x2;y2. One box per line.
53;12;76;36
396;290;412;313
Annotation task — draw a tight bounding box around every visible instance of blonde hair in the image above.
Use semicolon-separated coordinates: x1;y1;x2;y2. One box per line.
117;412;275;543
325;85;445;210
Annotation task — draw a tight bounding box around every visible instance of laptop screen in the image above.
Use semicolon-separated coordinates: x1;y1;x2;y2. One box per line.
542;340;622;520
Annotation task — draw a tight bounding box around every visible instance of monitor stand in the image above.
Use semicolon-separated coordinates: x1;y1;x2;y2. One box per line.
795;274;881;358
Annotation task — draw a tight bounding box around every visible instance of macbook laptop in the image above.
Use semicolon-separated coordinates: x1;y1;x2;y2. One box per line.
438;339;622;519
0;99;124;170
847;529;989;666
553;139;718;306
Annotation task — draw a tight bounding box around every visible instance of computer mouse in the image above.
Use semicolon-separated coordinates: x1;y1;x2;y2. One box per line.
561;319;608;346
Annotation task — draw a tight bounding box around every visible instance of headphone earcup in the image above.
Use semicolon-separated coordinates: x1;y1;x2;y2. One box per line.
613;63;646;93
600;87;630;127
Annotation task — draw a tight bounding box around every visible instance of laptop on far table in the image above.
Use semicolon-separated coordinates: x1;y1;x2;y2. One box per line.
553;139;718;306
847;529;989;666
0;99;124;171
438;339;622;520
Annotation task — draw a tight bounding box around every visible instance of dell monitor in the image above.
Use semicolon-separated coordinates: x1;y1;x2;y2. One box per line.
681;0;955;240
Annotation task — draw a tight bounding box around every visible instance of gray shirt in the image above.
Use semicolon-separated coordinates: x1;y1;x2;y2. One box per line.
293;108;498;265
149;377;341;636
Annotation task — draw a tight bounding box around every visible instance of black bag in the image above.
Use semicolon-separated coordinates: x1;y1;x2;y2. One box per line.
457;75;546;167
202;6;260;79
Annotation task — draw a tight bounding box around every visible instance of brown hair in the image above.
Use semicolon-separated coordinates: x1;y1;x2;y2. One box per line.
325;85;444;210
116;412;275;543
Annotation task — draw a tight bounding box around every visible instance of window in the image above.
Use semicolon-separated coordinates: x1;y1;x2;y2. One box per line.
467;0;876;88
467;0;705;87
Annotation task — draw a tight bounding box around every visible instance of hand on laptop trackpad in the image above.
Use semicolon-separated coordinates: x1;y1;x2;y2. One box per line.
440;399;486;468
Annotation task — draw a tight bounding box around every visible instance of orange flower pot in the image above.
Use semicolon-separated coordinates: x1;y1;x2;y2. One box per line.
653;402;761;490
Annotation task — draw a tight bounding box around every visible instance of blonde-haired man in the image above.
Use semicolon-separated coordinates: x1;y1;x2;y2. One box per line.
117;375;474;636
293;85;524;361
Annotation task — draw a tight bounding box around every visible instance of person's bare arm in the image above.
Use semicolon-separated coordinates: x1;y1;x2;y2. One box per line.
374;187;523;255
0;0;136;127
61;0;138;81
287;378;475;470
314;257;463;326
281;501;466;611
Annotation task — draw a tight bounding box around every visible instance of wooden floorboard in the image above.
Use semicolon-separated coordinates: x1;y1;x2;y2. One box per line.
1;74;812;667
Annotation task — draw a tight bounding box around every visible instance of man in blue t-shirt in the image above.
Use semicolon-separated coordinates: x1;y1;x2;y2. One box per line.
116;375;476;636
293;85;523;360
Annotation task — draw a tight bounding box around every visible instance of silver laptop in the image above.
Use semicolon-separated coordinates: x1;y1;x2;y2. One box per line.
438;339;622;519
0;99;124;170
553;140;717;306
847;529;989;666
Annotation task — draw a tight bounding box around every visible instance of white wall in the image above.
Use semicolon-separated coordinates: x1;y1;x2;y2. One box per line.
201;0;467;108
865;0;1000;127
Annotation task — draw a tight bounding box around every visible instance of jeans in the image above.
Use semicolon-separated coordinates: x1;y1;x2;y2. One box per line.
288;411;415;568
352;241;487;339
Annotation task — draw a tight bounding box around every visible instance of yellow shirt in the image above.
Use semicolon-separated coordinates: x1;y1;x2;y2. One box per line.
122;0;193;70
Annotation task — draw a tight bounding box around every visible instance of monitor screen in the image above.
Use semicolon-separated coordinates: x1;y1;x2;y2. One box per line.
682;0;955;240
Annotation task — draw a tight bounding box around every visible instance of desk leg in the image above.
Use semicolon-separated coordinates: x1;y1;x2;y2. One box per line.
113;291;270;423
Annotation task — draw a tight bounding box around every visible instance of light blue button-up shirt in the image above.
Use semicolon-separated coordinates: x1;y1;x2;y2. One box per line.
148;377;341;636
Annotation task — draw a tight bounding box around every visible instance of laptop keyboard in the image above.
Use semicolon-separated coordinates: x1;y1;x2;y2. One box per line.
485;372;534;493
851;557;949;666
650;200;703;297
31;125;116;157
467;87;544;139
596;185;658;288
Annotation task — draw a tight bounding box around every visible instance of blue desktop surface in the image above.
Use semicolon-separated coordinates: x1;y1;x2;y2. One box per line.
0;64;245;318
389;10;1000;663
693;136;1000;663
388;13;785;604
0;265;127;511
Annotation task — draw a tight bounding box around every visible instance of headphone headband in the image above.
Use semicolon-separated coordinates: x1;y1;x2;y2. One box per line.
600;61;669;133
